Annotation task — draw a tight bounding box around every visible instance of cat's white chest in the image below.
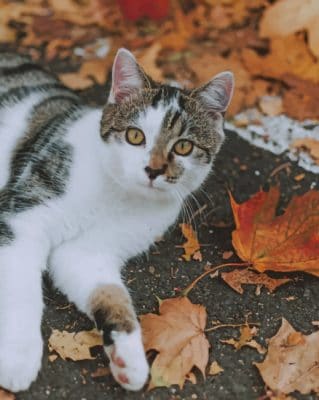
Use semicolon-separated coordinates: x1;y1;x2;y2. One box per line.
82;190;179;260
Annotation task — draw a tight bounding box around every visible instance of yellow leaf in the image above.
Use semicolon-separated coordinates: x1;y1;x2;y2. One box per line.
48;329;103;361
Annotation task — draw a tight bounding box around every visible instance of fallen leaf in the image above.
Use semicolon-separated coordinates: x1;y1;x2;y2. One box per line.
59;55;113;90
48;329;103;361
283;296;296;302
222;250;234;260
281;75;319;120
293;173;305;182
230;187;319;277
242;35;319;84
138;43;163;82
59;72;94;90
179;224;201;261
259;96;283;117
48;354;58;362
291;138;319;166
208;361;224;376
256;318;319;394
140;297;209;389
221;324;266;354
221;269;291;295
260;0;319;57
0;389;15;400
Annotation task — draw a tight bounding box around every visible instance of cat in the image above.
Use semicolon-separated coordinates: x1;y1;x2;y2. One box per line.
0;48;234;392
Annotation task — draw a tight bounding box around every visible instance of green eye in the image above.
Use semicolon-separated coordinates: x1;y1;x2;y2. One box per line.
126;128;145;145
173;139;193;156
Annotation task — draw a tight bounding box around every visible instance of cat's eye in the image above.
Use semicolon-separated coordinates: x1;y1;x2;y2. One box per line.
173;139;194;156
126;128;145;146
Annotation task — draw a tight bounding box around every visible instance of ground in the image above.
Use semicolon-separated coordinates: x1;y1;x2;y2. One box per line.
13;84;319;400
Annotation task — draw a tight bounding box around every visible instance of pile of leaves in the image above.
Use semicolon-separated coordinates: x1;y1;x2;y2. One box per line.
1;0;319;120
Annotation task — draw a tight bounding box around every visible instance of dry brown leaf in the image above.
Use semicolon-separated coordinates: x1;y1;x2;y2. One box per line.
260;0;319;57
242;35;319;84
140;297;209;389
0;389;15;400
230;187;319;277
221;325;266;354
59;72;94;90
256;318;319;394
291;138;319;166
138;43;163;82
222;250;233;260
179;223;201;261
208;361;224;376
59;56;113;90
281;75;319;120
48;329;103;361
0;1;48;43
48;354;58;362
294;173;305;182
221;269;291;295
259;96;283;117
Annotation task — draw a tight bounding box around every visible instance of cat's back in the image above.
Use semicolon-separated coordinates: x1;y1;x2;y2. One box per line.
0;53;82;189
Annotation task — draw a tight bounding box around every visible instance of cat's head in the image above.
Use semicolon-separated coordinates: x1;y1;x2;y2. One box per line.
100;48;234;201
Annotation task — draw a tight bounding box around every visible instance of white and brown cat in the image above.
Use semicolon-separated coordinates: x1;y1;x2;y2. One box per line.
0;48;234;392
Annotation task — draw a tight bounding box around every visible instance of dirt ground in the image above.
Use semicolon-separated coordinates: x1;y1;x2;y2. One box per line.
14;85;319;400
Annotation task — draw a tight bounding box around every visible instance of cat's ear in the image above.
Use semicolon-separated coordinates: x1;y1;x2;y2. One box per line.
109;48;149;104
193;71;234;113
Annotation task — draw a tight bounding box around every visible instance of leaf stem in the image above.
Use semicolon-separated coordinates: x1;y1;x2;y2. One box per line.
181;262;250;297
205;322;260;333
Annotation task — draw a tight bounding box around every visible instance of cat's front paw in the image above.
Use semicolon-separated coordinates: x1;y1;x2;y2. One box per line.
91;284;149;390
105;328;149;391
0;336;43;392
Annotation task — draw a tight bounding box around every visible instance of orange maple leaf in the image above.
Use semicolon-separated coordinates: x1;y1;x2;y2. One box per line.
140;297;209;389
230;187;319;277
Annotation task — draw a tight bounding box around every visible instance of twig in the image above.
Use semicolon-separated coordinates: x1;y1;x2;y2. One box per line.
270;162;291;177
181;262;250;296
205;322;260;333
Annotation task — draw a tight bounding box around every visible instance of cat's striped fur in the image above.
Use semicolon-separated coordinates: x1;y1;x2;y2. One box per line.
0;49;233;392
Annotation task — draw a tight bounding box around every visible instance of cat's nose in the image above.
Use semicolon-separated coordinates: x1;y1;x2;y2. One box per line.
144;164;167;180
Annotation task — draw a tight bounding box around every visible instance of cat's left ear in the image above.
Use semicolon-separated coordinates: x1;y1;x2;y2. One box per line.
109;48;150;104
193;71;234;113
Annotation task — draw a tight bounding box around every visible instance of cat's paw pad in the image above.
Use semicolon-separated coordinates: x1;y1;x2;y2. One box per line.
106;329;149;391
0;338;42;392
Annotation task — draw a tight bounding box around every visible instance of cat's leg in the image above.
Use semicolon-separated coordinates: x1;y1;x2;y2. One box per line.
0;228;49;392
50;239;149;391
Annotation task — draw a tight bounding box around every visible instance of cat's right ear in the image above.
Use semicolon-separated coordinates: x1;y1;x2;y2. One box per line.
108;48;149;104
